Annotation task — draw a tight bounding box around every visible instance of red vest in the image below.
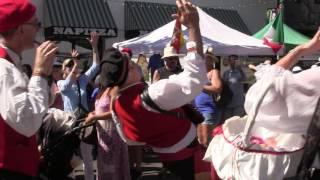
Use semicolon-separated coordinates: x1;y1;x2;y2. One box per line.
114;83;193;148
0;47;40;176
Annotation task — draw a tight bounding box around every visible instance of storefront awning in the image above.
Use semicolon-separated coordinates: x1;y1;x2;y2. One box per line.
125;1;177;32
44;0;117;40
125;1;250;35
202;8;251;35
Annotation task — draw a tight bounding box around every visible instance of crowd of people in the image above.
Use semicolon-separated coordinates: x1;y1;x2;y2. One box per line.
1;0;320;180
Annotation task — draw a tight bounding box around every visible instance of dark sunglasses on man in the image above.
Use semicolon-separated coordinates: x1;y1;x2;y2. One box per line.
23;21;42;29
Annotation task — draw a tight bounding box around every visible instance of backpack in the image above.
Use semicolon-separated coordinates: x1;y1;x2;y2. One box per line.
213;81;233;108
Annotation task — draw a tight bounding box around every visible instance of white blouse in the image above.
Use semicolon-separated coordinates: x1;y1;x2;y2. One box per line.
245;64;320;135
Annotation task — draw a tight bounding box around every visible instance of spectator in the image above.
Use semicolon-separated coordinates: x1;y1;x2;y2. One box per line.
49;58;64;109
148;53;164;83
0;0;58;179
194;48;222;147
222;55;246;120
152;46;183;82
121;47;133;59
57;32;100;180
84;72;131;180
137;54;149;81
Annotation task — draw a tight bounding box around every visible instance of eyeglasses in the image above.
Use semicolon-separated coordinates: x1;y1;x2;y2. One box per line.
165;57;179;61
23;22;42;29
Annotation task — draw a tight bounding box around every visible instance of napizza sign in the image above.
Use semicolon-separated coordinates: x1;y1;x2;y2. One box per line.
45;27;117;37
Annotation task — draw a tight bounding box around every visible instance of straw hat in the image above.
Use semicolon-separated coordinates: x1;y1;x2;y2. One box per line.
62;58;73;71
205;47;215;58
205;47;218;62
161;46;180;59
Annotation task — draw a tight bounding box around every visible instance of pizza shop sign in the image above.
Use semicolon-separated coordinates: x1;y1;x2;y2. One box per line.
52;27;117;37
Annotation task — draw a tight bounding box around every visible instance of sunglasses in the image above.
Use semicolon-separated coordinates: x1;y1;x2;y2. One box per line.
165;57;179;61
23;22;42;28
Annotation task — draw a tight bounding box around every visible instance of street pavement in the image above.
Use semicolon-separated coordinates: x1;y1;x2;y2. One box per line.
72;150;180;180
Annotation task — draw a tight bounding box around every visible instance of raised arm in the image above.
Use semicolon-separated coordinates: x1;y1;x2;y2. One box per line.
176;0;202;57
88;32;100;65
83;32;100;81
57;50;80;91
148;0;207;110
276;29;320;69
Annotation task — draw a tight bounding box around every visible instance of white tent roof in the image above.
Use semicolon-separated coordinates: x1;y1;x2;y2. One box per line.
113;7;278;56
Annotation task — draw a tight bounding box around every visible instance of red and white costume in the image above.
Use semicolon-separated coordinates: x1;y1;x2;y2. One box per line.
0;46;49;176
112;51;207;161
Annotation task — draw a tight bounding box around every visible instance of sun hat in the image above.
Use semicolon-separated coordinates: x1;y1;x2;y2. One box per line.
205;47;219;63
62;58;73;71
205;47;215;58
161;46;180;59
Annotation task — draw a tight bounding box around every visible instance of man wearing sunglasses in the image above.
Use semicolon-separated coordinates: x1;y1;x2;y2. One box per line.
0;0;58;179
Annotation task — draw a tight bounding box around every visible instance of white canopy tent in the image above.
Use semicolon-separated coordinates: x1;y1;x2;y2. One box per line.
113;7;279;56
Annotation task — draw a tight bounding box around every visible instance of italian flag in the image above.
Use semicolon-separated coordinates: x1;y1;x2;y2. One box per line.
263;1;284;53
170;18;185;54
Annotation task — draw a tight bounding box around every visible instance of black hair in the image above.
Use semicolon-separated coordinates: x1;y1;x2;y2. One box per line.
99;48;129;88
22;64;32;78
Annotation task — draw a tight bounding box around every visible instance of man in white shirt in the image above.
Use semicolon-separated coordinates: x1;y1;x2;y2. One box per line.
0;0;57;179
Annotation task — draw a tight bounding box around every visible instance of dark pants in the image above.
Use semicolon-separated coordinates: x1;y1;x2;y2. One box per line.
163;155;195;180
0;169;33;180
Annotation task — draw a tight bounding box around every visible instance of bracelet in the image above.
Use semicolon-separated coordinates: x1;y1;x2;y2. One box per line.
186;41;197;52
32;71;49;79
32;67;48;77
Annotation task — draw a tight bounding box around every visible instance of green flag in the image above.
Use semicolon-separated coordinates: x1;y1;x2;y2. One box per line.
263;1;284;53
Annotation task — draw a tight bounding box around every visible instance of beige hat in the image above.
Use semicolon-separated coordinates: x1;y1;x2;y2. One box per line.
62;58;73;71
205;47;218;62
161;46;180;59
205;47;214;57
